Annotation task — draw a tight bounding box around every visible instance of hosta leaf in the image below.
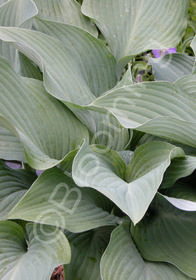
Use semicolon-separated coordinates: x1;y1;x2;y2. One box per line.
131;195;196;278
0;26;116;105
0;221;71;280
161;156;196;188
0;160;36;220
34;0;98;36
160;181;196;211
0;57;89;169
101;220;190;280
0;126;25;162
149;53;195;82
191;36;196;58
0;0;37;27
91;75;196;148
35;18;131;149
0;1;8;6
191;36;196;73
82;0;188;66
72;141;184;224
64;226;114;280
0;23;131;150
8;167;117;232
137;133;196;156
18;52;42;80
0;0;38;69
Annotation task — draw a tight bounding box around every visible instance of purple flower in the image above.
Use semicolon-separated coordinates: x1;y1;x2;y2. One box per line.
152;48;176;58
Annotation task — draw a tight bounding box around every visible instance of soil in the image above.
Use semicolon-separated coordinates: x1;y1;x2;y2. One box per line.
50;265;64;280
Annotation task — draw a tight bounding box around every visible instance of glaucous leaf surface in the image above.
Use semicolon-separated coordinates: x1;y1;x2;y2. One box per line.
149;53;195;82
0;26;116;105
91;74;196;148
0;221;71;280
72;141;184;224
0;23;132;150
0;126;25;162
101;220;190;280
82;0;189;67
161;156;196;188
34;0;98;36
131;195;196;278
64;226;114;280
0;57;89;169
8;167;117;232
0;160;36;220
160;181;196;211
0;0;38;69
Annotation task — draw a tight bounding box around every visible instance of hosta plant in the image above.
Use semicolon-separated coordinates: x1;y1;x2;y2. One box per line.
0;0;196;279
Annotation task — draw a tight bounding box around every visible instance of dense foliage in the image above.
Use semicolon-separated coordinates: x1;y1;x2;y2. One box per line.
0;0;196;279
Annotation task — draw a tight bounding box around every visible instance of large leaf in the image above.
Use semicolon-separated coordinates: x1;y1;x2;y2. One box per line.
131;195;196;278
101;220;190;280
91;74;196;148
0;57;89;169
0;0;38;70
0;221;71;280
0;160;36;220
82;0;189;66
72;141;184;224
33;0;98;36
8;167;117;232
149;53;195;82
0;26;116;105
33;18;130;148
0;24;131;150
64;226;114;280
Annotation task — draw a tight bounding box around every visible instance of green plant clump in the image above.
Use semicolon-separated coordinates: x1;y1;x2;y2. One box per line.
0;0;196;279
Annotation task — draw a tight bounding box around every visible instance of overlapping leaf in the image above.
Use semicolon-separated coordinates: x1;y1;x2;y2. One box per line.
0;57;89;169
0;127;25;161
82;0;189;67
34;0;98;36
0;26;116;105
91;74;196;148
8;167;117;232
0;221;71;280
0;24;131;150
160;180;196;211
131;195;196;278
161;156;196;188
0;160;36;220
72;141;184;224
0;0;38;69
149;53;195;82
101;220;190;280
64;226;114;280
